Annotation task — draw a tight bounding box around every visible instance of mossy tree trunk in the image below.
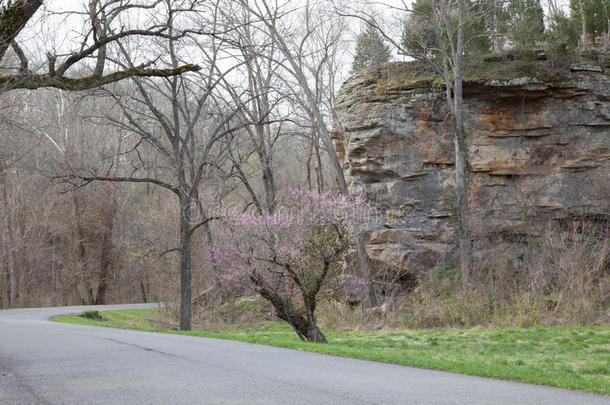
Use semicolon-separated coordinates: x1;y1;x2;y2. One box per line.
0;0;43;61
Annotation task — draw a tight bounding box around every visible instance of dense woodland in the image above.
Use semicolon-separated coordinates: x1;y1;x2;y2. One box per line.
0;0;608;341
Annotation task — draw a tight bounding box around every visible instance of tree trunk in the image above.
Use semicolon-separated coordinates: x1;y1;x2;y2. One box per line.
71;191;95;305
202;219;224;304
314;136;324;193
0;250;6;308
285;310;327;343
0;0;43;61
0;227;6;308
250;271;327;343
95;185;117;305
455;131;473;283
578;0;587;53
0;169;18;307
179;194;192;331
260;154;276;214
357;231;377;307
492;5;498;52
303;318;327;343
85;286;95;305
454;0;473;284
306;138;313;190
139;280;149;303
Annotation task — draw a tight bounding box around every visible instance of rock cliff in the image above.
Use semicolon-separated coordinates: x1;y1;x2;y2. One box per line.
333;62;610;277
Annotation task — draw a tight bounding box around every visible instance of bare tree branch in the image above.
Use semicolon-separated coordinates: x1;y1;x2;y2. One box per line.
0;63;200;92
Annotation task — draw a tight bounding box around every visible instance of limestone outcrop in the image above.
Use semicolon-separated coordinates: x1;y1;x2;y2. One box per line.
333;62;610;277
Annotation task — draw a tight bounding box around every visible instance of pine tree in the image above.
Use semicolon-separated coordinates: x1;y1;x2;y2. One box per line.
401;0;494;56
570;0;609;46
351;25;392;73
505;0;545;50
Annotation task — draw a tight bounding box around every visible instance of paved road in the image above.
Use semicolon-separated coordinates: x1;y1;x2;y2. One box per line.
0;304;608;405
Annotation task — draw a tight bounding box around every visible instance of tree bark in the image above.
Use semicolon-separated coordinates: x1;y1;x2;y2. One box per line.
258;142;277;214
202;219;224;304
0;169;18;307
357;231;377;306
139;280;149;303
71;191;95;305
95;185;117;305
454;0;473;284
250;271;327;343
578;0;587;53
179;193;192;330
0;0;43;61
313;134;324;193
306;139;313;190
0;223;6;308
303;317;327;343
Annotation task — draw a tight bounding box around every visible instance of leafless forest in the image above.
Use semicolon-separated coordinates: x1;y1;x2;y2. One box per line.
1;0;608;336
0;0;352;322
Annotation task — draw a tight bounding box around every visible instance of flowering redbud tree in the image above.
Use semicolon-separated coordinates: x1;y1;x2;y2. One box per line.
212;189;372;343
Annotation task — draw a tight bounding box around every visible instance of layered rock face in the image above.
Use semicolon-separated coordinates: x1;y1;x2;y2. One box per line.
333;63;610;277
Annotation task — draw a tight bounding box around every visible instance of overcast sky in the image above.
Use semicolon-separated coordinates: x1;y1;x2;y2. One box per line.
13;0;574;82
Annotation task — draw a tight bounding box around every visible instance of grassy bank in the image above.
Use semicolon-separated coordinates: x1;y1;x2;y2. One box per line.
53;308;610;395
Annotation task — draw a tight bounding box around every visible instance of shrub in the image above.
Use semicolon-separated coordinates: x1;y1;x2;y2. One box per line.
396;220;609;328
81;310;104;321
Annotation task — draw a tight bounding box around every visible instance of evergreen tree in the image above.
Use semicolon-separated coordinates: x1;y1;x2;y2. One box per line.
401;0;437;57
401;0;495;57
545;10;579;56
505;0;545;50
351;25;392;73
570;0;609;45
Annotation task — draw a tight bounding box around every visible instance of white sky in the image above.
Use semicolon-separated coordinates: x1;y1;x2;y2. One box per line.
8;0;574;85
26;0;574;61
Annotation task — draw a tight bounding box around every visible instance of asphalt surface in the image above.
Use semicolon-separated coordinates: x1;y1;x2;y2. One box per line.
0;304;608;405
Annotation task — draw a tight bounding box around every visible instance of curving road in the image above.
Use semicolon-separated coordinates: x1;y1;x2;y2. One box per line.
0;304;608;404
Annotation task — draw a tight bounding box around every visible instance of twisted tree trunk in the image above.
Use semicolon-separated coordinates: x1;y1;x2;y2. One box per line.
250;271;327;343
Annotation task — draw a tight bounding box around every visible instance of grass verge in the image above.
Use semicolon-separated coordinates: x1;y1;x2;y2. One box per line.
52;308;610;395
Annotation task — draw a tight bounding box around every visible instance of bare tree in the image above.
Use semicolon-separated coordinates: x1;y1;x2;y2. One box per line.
237;0;348;193
215;4;286;215
11;87;124;305
0;163;18;306
0;0;206;307
0;0;199;94
297;3;348;193
336;0;494;282
63;0;242;330
234;0;383;306
449;0;472;282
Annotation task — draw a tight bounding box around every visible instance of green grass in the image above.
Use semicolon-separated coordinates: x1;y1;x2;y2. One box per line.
53;308;610;395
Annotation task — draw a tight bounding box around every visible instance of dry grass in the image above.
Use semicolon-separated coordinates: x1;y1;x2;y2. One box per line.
140;221;609;332
335;221;610;330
